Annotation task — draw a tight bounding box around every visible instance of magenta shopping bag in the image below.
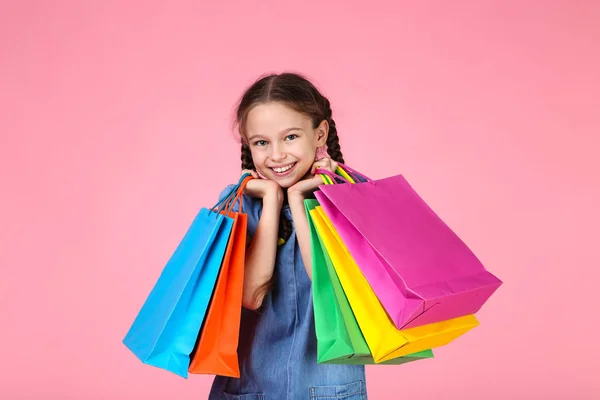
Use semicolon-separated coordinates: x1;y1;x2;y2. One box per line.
314;164;502;330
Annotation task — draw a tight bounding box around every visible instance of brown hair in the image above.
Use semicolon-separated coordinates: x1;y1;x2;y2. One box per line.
235;72;345;307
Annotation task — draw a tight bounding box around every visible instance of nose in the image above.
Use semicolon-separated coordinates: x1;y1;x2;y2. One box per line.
270;142;286;161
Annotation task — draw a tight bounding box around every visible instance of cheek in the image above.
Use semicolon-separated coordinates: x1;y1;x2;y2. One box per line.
295;145;317;163
292;147;317;173
250;149;266;166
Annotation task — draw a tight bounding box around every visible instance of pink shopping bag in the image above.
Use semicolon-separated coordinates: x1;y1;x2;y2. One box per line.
314;164;502;329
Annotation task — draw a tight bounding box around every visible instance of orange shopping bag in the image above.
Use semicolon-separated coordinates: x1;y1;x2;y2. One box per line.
189;177;250;377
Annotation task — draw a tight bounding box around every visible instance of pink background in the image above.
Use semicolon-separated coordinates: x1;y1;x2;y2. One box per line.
1;1;599;399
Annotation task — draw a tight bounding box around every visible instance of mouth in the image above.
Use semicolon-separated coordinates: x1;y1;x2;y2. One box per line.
269;162;296;177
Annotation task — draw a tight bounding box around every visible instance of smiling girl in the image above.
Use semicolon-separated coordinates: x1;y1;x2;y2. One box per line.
209;72;367;400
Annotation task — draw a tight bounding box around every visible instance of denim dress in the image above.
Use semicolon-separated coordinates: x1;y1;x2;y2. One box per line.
208;186;367;400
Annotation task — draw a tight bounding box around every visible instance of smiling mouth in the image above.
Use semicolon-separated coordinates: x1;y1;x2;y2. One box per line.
270;163;296;175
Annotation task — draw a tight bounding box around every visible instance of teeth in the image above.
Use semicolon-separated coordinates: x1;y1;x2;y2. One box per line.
273;164;293;173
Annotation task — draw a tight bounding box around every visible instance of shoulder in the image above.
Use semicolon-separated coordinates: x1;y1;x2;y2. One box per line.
217;184;238;204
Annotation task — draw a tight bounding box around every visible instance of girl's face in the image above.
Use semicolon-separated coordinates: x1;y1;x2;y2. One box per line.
245;102;328;188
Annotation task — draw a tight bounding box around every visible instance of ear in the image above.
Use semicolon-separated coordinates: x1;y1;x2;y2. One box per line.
315;119;329;147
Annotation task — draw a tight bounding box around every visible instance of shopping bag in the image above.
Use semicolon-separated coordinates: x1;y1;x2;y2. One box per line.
310;205;479;363
189;177;250;377
307;198;434;365
314;165;502;329
122;174;251;378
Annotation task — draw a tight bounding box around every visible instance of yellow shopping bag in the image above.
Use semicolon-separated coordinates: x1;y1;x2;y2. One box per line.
310;207;479;363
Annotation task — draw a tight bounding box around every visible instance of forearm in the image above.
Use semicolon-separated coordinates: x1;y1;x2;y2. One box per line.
242;194;282;309
288;193;313;281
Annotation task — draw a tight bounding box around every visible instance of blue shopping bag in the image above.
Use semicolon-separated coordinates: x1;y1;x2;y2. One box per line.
123;175;249;378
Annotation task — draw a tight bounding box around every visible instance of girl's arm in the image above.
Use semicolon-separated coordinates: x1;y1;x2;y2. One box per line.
287;158;339;281
288;193;314;280
241;177;283;310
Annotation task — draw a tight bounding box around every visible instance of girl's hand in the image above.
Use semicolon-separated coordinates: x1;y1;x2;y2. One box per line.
287;158;339;200
241;170;283;205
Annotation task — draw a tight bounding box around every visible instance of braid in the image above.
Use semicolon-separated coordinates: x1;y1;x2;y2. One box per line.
326;118;345;164
322;98;345;164
241;143;256;170
279;213;292;243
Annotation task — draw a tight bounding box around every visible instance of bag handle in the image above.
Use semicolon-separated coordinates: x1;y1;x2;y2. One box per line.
337;163;373;183
211;173;252;213
319;173;335;185
334;166;356;183
315;163;373;186
314;168;351;184
223;175;253;214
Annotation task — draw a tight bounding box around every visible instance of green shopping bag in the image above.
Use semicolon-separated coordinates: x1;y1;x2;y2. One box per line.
306;199;434;365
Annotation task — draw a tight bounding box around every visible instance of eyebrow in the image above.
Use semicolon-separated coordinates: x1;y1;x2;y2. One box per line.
247;127;303;142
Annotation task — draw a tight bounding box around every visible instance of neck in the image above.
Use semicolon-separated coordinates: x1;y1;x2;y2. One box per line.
282;189;290;206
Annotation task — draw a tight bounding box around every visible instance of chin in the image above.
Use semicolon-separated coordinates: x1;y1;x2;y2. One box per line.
271;175;300;189
277;180;297;189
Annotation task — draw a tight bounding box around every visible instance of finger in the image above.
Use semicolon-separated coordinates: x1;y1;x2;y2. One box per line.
311;166;326;175
311;162;326;174
329;159;339;172
312;158;335;174
242;169;258;178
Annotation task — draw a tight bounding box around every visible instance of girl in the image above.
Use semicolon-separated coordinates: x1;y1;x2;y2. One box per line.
209;73;367;400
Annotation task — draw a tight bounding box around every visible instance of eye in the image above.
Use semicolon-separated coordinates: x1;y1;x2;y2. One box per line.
254;140;268;147
285;134;298;141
